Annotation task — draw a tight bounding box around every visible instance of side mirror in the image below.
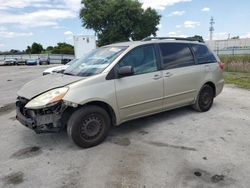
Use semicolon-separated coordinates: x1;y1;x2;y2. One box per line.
118;66;134;77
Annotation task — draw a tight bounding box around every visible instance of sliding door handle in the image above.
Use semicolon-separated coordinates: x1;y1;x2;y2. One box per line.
153;74;162;80
165;72;173;77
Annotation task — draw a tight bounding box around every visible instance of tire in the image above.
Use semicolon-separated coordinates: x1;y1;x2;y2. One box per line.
192;84;214;112
67;105;111;148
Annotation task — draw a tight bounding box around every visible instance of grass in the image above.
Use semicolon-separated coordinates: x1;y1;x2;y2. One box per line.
219;55;250;72
224;72;250;89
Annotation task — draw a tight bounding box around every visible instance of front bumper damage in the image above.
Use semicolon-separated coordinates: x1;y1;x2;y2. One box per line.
16;97;67;134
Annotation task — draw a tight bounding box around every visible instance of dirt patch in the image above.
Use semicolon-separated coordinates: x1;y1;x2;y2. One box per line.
211;174;225;183
10;146;42;159
175;167;236;187
108;137;131;146
138;130;148;135
61;170;80;188
2;171;24;185
0;103;16;116
147;141;197;151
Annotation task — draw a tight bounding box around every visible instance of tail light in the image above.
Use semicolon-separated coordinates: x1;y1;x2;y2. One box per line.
218;61;224;70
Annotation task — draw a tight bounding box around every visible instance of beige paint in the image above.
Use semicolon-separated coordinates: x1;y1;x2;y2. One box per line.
62;41;224;125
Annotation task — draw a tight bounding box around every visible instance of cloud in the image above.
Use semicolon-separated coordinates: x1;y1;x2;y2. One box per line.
140;0;192;10
157;24;162;29
167;11;185;17
240;32;250;38
0;43;5;47
168;32;177;35
184;21;200;28
176;25;182;28
0;9;75;28
0;0;81;11
201;7;210;12
167;31;187;37
0;30;33;38
0;0;81;28
64;31;73;35
213;32;228;40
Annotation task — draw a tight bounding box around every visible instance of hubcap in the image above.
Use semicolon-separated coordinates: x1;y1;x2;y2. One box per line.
80;114;103;140
200;87;212;108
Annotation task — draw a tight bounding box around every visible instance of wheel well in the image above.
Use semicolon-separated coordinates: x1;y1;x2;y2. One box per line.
204;82;216;97
85;101;116;126
62;101;116;130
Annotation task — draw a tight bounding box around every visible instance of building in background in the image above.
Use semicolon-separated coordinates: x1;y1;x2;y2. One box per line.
73;35;96;59
206;38;250;55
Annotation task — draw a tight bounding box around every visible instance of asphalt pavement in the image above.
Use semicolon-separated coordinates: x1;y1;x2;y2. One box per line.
0;65;249;188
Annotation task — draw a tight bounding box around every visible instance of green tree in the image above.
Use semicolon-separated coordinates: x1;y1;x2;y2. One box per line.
30;42;43;54
80;0;161;46
231;36;240;39
191;35;204;42
26;46;31;54
51;42;74;54
46;46;54;51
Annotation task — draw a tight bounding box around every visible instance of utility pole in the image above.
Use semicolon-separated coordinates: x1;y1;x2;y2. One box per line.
209;17;215;41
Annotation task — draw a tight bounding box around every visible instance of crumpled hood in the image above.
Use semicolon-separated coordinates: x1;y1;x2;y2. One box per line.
17;74;85;100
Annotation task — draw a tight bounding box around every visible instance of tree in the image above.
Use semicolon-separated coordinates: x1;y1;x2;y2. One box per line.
26;46;31;54
30;42;43;54
231;36;240;39
46;46;54;51
80;0;161;46
191;35;204;42
51;42;74;54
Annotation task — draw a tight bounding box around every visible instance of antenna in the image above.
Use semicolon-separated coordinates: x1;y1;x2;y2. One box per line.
209;17;215;41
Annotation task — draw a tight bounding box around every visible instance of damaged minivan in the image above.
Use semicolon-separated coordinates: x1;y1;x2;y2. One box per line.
16;37;224;148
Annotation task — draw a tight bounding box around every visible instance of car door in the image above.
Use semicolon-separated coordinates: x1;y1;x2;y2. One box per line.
159;43;204;110
114;44;164;122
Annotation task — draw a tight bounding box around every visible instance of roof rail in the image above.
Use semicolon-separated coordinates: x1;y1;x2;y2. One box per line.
142;37;204;43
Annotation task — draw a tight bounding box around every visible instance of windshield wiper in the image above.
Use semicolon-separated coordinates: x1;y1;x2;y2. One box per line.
63;72;75;76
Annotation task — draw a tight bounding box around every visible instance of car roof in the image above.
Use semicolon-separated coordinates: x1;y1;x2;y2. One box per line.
106;39;205;48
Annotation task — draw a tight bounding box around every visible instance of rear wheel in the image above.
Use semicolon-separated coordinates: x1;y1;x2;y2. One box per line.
67;105;111;148
192;84;214;112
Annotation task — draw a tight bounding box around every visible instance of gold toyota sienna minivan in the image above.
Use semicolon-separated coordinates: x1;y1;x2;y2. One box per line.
16;37;224;148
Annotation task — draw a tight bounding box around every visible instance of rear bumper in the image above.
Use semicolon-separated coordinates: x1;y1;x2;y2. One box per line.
215;79;224;96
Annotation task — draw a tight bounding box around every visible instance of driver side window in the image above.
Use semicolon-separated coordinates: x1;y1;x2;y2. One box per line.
118;45;157;75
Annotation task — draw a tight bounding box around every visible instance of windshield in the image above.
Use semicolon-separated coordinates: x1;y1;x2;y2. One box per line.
66;59;78;66
64;46;126;77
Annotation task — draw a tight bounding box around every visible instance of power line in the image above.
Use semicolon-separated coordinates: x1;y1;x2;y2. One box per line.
209;17;215;41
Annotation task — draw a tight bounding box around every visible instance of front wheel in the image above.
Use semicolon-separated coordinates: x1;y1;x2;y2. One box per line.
192;84;214;112
67;105;111;148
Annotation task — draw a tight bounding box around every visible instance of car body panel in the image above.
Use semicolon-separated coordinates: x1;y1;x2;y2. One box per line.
163;65;204;109
4;58;17;65
16;39;224;132
115;71;164;122
17;74;85;100
26;59;37;65
43;65;69;75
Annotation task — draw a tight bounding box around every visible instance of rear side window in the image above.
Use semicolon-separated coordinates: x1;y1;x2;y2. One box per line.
159;43;195;69
191;44;217;64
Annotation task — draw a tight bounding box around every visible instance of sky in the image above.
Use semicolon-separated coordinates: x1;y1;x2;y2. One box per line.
0;0;250;51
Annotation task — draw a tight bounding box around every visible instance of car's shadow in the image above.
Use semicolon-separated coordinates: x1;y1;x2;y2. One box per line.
19;105;201;150
110;106;194;136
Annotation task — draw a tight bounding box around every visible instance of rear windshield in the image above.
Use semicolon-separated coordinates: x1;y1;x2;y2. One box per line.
64;46;126;77
190;44;217;64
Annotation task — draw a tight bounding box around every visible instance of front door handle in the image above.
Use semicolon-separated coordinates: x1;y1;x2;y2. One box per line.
165;72;173;77
153;74;162;80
